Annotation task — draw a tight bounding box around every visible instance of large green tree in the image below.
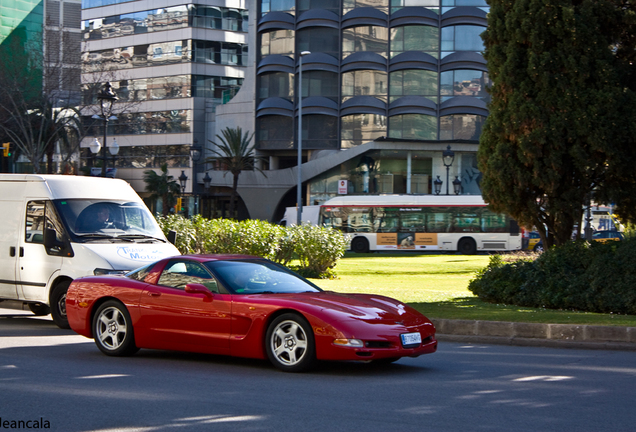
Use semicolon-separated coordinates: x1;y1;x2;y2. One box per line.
479;0;636;248
206;126;266;219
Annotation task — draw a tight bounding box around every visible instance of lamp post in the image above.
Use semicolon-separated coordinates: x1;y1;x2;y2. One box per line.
179;170;188;195
296;50;311;226
95;83;118;177
189;140;202;215
442;145;455;195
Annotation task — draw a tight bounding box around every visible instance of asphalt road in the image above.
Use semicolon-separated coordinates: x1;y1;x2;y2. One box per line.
0;307;635;432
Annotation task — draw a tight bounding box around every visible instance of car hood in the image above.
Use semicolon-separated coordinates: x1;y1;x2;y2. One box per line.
260;291;430;326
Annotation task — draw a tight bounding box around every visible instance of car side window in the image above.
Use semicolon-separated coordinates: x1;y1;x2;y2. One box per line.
158;260;219;293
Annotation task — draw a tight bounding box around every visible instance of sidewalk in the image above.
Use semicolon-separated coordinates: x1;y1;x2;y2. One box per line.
432;318;636;351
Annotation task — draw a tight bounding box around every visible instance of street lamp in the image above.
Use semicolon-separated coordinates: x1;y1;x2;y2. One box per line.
433;175;442;195
453;176;462;195
89;137;119;177
95;82;118;177
179;170;188;195
296;50;311;226
442;145;455;195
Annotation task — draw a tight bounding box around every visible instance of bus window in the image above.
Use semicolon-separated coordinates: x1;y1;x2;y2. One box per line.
454;211;480;233
427;209;451;233
347;208;372;232
400;210;426;232
482;210;508;233
375;208;398;232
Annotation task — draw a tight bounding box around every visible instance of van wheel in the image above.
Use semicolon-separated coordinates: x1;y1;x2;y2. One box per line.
28;303;50;316
351;237;370;253
457;238;477;255
50;281;71;329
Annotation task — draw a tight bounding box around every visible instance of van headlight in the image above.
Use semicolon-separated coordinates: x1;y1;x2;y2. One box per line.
93;268;126;276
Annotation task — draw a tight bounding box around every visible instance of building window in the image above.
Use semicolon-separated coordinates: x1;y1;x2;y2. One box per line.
389;114;437;140
440;70;490;102
441;25;486;55
390;25;439;58
389;69;438;103
298;0;340;13
259;72;293;100
439;114;485;140
257;116;294;149
341;114;387;148
299;115;338;149
297;27;339;59
342;26;389;59
343;0;389;14
261;0;296;15
260;29;295;58
300;70;339;100
342;70;388;101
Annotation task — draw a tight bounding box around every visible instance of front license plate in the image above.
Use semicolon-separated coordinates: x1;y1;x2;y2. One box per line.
401;332;422;347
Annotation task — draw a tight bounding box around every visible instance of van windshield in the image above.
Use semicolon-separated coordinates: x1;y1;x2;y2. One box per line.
53;199;166;242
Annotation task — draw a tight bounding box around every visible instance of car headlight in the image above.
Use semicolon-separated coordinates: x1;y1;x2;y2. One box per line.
333;338;364;347
93;268;127;276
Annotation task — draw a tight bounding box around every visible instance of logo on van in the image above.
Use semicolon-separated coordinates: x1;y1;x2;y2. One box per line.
116;246;169;261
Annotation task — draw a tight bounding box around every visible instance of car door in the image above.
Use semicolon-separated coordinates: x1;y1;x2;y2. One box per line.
139;259;231;354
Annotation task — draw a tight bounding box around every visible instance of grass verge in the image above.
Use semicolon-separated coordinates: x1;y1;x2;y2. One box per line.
309;253;636;327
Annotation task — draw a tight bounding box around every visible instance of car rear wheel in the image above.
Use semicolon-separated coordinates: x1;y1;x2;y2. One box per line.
93;300;139;357
266;313;316;372
50;280;71;329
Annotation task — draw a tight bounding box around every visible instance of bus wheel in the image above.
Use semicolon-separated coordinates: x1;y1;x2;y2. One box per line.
351;237;370;253
458;238;477;255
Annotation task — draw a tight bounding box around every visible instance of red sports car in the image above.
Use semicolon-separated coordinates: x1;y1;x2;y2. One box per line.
66;254;437;372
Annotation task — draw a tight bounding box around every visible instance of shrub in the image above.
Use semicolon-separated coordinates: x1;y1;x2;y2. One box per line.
469;238;636;314
155;215;347;278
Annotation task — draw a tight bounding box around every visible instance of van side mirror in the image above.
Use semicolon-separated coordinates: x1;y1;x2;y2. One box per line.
167;230;177;244
44;228;73;257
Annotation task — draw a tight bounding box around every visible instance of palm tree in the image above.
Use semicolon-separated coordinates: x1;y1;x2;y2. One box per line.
206;126;266;218
143;164;181;215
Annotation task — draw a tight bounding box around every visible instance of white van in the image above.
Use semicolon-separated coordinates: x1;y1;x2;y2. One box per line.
0;174;180;328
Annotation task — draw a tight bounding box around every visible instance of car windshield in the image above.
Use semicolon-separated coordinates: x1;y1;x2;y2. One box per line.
53;199;166;242
205;260;322;295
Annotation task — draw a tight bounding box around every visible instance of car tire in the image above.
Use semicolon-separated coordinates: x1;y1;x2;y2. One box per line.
351;236;370;253
533;243;544;252
50;280;71;329
265;313;316;372
457;238;477;255
28;303;50;316
92;300;139;357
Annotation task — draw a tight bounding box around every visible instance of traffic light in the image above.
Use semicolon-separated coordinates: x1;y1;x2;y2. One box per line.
1;143;9;157
175;197;182;213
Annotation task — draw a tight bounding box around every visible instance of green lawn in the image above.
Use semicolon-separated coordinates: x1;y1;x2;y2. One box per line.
309;253;636;327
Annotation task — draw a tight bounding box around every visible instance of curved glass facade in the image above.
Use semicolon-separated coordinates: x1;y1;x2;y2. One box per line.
256;0;489;151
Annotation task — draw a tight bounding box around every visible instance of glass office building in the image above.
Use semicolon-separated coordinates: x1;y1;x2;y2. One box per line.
249;0;490;219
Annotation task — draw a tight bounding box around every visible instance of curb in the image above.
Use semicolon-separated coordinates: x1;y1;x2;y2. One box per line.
431;318;636;351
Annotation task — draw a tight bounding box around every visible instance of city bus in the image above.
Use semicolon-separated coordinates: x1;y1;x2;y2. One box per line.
319;195;522;254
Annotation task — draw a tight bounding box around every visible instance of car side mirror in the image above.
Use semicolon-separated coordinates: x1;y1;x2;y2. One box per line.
185;283;213;299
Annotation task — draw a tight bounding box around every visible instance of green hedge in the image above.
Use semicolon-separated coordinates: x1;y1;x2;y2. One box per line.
468;238;636;314
156;215;348;279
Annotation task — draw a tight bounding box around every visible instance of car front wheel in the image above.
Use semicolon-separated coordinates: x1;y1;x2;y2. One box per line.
266;313;316;372
93;300;139;356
